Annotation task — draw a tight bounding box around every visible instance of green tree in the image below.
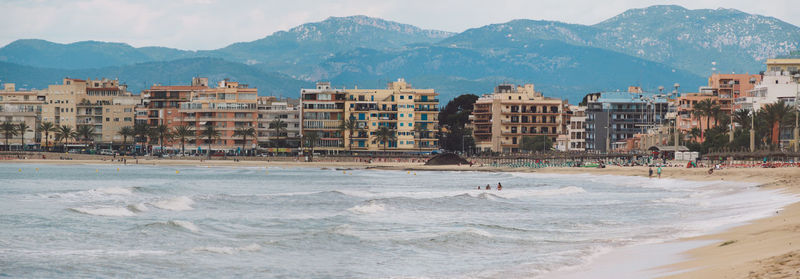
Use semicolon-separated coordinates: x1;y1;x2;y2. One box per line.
1;122;18;151
133;123;150;149
693;99;714;138
152;124;171;154
75;125;94;147
269;118;287;147
520;135;552;152
17;122;30;151
413;123;427;154
233;127;256;155
117;126;135;152
733;109;752;131
761;101;794;146
302;131;320;162
439;94;478;128
172;125;194;155
339;117;361;151
55;125;75;152
374;126;396;152
38;121;57;152
201;123;221;158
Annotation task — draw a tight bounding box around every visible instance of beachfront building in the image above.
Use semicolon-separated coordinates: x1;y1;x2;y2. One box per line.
766;57;800;73
176;79;258;152
584;90;670;152
300;78;439;153
0;83;44;150
41;78;139;147
567;105;587;151
257;96;301;148
136;77;207;128
471;84;569;153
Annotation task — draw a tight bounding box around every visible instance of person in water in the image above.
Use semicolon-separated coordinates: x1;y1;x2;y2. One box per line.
657;166;662;178
648;167;653;178
497;183;502;191
485;184;491;190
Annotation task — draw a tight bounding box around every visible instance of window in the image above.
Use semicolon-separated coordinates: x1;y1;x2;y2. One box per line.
400;96;404;100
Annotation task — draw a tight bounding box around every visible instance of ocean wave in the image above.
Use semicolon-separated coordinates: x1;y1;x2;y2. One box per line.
190;243;261;254
126;203;149;213
151;196;194;211
334;187;585;200
69;206;136;217
143;220;200;232
347;200;386;214
41;186;137;200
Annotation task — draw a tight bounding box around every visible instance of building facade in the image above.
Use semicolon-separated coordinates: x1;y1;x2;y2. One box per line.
257;96;301;148
472;84;569;153
0;83;44;149
585;91;669;152
567;105;587;151
300;78;439;153
41;78;139;145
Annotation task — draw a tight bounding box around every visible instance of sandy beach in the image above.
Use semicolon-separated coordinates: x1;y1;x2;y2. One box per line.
3;157;799;278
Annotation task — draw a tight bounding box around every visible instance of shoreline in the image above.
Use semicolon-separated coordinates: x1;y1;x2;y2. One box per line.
3;159;799;278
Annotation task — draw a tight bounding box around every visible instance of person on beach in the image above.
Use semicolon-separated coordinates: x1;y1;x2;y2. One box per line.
657;166;662;178
648;167;653;178
485;184;491;190
497;183;502;191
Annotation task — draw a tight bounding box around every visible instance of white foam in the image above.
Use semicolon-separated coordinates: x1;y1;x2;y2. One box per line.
151;196;194;211
70;206;136;217
337;186;586;200
348;201;386;214
190;243;262;254
127;203;149;213
96;187;133;195
169;220;199;232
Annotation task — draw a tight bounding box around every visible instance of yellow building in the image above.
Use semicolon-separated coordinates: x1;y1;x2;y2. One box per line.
41;78;139;146
0;83;44;149
766;58;800;73
300;78;439;153
472;84;569;153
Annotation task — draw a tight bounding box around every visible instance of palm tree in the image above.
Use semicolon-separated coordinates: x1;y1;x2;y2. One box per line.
761;100;794;145
374;126;396;152
75;125;95;149
201;123;221;158
710;104;722;128
693;99;714;139
133;123;150;152
689;128;701;142
339;117;360;151
269;119;287;146
233;127;256;155
302;131;320;162
733;109;752;131
172;125;194;155
55;125;75;152
117;126;134;153
413;123;427;154
17;122;30;151
152;124;171;154
1;122;18;151
38;121;57;152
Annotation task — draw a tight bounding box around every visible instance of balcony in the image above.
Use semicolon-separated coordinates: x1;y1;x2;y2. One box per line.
415;99;439;103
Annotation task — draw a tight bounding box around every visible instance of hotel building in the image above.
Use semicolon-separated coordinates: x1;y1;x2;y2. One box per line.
300;78;439;153
257;96;301;148
176;79;258;150
471;84;569;153
0;83;44;149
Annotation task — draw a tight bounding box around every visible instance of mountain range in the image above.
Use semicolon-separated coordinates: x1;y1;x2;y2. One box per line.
1;5;798;103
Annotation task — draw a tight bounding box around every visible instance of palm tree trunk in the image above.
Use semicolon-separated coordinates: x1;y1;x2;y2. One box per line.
44;132;49;152
772;121;780;145
181;139;185;155
242;136;247;156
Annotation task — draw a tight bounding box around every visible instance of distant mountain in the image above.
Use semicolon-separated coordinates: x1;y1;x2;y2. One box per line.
0;58;312;95
442;5;800;76
316;41;703;102
1;6;798;102
0;39;197;69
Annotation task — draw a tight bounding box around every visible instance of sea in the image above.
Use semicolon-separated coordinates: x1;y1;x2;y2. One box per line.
0;163;796;278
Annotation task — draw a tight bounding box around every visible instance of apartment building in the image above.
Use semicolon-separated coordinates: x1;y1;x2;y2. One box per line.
472;84;569;153
0;83;44;149
41;78;139;145
585;91;669;152
567;105;587;151
176;79;258;151
256;96;301;148
136;77;207;128
300;78;439;153
766;57;800;73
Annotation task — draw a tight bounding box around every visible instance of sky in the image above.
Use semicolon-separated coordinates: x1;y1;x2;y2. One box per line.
1;0;798;50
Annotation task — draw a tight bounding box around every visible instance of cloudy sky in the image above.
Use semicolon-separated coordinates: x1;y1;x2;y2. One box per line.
1;0;797;50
